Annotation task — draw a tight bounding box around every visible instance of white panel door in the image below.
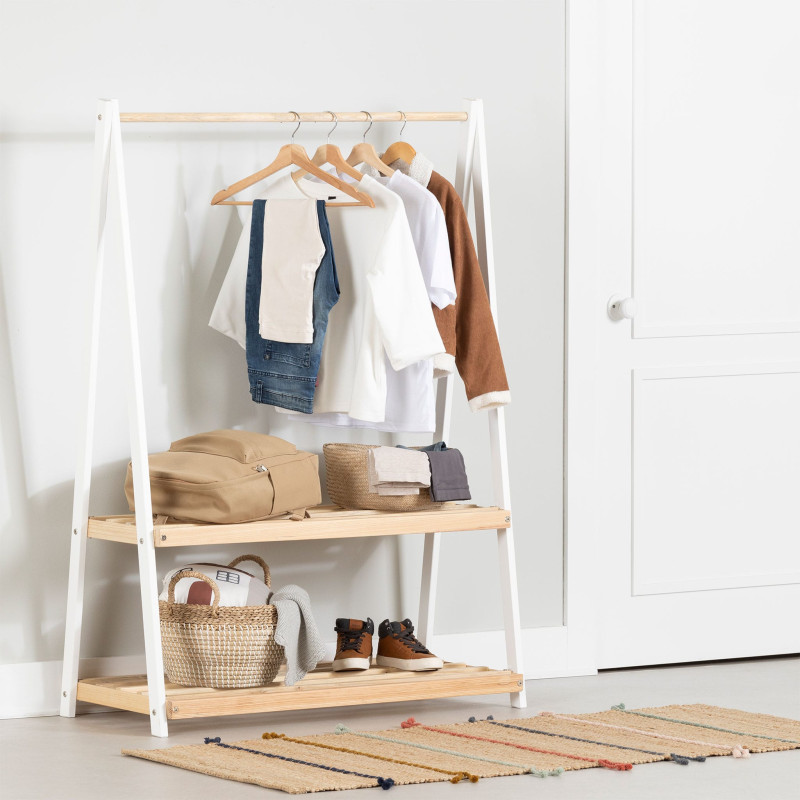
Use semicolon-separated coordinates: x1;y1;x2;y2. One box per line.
567;0;800;668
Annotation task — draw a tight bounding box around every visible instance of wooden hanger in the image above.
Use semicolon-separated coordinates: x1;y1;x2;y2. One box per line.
381;110;417;167
346;111;394;177
292;111;366;182
211;112;374;207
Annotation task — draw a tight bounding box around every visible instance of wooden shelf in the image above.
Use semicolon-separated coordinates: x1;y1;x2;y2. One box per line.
88;504;511;547
77;662;523;720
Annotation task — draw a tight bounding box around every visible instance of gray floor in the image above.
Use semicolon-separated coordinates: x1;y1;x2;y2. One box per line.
2;656;798;800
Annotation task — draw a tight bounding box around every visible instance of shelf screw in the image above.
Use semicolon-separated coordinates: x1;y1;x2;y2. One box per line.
517;680;523;686
73;528;78;536
98;114;102;120
161;535;167;541
504;516;511;523
139;538;144;544
173;706;179;713
151;709;156;716
63;691;67;697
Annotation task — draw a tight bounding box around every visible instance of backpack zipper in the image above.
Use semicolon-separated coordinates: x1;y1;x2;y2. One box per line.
254;465;268;473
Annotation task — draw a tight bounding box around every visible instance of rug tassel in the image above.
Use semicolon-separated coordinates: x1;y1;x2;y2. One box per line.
598;759;633;771
528;767;549;778
401;718;420;728
262;732;285;740
731;746;751;759
528;766;564;778
334;724;350;735
377;777;395;790
611;703;626;711
670;753;690;765
204;737;221;744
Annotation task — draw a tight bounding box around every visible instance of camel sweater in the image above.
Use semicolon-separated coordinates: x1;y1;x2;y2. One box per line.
426;170;510;411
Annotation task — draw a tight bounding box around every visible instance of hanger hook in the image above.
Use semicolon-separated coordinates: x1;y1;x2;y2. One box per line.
289;111;301;144
361;110;373;142
398;110;408;140
325;111;338;143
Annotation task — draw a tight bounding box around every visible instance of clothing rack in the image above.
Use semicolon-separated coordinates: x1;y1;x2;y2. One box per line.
60;99;525;737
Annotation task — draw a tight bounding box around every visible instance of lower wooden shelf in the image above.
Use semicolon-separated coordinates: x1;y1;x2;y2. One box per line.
77;662;523;720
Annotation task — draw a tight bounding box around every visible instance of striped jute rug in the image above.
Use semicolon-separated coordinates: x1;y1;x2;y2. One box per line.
123;704;800;794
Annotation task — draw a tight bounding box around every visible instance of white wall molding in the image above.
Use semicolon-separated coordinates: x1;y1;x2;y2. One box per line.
1;655;146;719
2;626;593;719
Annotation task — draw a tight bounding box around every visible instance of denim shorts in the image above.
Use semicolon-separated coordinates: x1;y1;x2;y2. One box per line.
245;199;339;413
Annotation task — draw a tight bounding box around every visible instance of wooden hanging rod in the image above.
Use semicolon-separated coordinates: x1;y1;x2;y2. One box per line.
119;111;468;124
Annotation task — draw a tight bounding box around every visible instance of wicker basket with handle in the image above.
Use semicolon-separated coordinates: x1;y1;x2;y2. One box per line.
323;443;443;512
158;554;284;689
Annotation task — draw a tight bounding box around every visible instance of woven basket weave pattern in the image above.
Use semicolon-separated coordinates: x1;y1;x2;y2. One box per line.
323;443;442;512
159;558;284;689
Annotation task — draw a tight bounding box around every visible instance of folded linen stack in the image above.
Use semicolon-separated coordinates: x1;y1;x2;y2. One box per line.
367;446;431;496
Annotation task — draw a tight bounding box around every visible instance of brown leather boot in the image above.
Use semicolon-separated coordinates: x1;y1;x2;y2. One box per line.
332;618;374;671
376;619;443;671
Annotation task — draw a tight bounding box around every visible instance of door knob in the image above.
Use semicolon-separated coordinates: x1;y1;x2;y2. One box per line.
607;295;636;321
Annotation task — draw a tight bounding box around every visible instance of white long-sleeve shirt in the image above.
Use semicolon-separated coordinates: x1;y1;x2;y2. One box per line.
293;170;455;432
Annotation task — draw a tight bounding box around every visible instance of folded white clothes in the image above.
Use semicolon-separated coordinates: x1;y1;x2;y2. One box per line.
159;562;270;607
367;446;431;495
258;199;325;343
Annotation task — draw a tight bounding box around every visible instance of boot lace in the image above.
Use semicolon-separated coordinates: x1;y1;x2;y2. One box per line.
339;629;366;652
395;624;430;654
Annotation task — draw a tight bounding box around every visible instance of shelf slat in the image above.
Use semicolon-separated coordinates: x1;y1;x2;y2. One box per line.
76;662;523;720
87;504;511;547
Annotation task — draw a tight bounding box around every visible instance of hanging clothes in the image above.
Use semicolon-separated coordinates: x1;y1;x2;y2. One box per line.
210;173;444;423
374;154;511;412
246;199;339;412
210;180;311;348
285;169;454;432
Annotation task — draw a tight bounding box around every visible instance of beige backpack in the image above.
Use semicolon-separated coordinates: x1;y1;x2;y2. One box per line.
124;429;321;524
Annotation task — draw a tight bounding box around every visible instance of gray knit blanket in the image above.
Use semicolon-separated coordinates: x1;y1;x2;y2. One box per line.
270;584;326;687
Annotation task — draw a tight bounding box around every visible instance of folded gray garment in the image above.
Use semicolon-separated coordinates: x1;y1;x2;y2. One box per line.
270;584;326;687
427;448;471;502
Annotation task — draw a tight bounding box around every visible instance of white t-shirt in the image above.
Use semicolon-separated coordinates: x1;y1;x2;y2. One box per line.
290;170;454;433
209;172;444;423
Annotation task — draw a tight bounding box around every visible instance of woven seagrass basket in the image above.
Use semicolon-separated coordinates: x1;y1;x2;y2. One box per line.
323;443;443;512
159;555;284;689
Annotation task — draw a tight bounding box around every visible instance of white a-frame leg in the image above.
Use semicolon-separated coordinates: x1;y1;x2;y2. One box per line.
60;99;169;736
417;98;526;708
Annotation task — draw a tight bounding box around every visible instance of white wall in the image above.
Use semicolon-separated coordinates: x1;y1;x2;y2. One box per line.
0;0;565;705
